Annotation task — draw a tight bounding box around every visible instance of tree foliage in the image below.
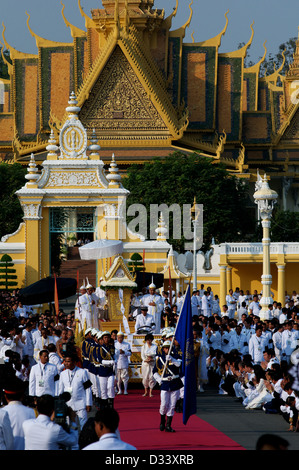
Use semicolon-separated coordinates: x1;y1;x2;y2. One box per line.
124;152;255;253
0;163;27;240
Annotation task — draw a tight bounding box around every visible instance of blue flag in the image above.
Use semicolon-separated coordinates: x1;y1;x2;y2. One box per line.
174;284;197;425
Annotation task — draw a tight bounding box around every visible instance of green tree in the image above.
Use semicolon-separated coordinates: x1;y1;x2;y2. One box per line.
270;210;299;242
0;49;10;80
0;254;18;290
0;162;27;240
128;252;145;274
124;152;255;253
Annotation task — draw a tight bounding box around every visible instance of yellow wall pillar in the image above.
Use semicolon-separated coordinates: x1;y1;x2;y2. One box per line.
220;264;227;308
277;264;286;306
25;215;42;286
226;265;232;292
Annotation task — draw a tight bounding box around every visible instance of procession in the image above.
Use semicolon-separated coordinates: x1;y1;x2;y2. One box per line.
0;274;298;451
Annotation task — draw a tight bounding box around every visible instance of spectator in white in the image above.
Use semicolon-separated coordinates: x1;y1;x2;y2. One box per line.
205;323;221;350
114;329;131;395
22;394;78;450
22;321;35;367
58;353;92;430
175;292;185;314
264;303;274;321
0;408;14;450
249;295;261;316
14;327;26;359
279;308;288;325
249;327;268;365
2;377;36;450
201;291;211;317
237;301;248;323
28;349;59;398
48;343;65;374
230;324;249;357
219;324;231;354
191;291;200;316
226;289;237;319
281;321;298;364
211;295;221;315
221;304;229;318
31;321;43;347
272;323;284;363
82;408;136;450
34;327;53;362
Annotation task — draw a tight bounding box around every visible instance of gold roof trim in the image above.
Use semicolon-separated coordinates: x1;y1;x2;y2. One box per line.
162;0;178;30
78;0;97;29
245;40;267;74
169;0;193;38
26;12;72;48
1;23;38;60
261;49;286;84
194;10;229;48
219;21;254;58
61;2;86;38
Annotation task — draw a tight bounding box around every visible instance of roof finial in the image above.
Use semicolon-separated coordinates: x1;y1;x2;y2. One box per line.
25;153;39;187
46;129;59;160
88;128;101;160
106;153;122;188
155;212;168;241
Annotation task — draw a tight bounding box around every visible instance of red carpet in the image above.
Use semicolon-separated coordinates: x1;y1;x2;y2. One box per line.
114;390;245;450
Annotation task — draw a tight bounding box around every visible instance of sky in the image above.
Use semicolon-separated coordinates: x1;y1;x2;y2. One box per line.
0;0;298;64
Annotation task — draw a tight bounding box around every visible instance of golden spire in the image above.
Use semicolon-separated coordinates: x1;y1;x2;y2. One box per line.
155;212;168;241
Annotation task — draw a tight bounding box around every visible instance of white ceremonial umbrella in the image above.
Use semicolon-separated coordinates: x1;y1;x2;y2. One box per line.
79;239;123;260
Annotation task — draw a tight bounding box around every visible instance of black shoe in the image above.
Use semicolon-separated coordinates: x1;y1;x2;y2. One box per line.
160;414;166;431
165;416;175;433
108;398;114;409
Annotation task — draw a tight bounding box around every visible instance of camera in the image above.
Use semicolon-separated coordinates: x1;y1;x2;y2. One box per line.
54;392;71;432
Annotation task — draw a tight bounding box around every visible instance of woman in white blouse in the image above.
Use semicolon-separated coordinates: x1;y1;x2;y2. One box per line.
140;333;157;397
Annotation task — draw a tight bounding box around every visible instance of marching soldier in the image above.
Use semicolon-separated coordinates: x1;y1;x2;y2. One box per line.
153;340;183;433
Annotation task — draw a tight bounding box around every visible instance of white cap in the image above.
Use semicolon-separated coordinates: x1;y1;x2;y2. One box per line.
86;277;93;289
162;340;171;348
85;328;92;335
96;331;103;339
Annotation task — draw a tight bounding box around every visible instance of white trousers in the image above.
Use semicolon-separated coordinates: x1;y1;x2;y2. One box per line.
117;368;129;389
99;375;115;400
89;371;100;398
141;361;156;389
160;389;180;417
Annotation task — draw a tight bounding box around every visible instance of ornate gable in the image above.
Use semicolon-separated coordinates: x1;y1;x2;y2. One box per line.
79;45;169;142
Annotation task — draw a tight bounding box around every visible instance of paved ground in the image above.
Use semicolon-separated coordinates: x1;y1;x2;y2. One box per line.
195;386;299;450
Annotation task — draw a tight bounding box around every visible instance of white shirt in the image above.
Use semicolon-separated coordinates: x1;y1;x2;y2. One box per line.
58;366;92;412
0;409;14;450
249;334;268;364
2;401;36;450
135;313;154;333
82;433;136;450
114;340;131;369
28;361;59;397
23;414;78;450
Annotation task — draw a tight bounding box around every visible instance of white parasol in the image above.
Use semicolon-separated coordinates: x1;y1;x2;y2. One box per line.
78;239;123;260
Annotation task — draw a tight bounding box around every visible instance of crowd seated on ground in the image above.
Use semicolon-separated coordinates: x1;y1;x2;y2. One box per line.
0;284;298;449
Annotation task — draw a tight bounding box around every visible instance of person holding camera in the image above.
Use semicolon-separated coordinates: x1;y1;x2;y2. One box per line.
22;394;79;450
58;353;92;430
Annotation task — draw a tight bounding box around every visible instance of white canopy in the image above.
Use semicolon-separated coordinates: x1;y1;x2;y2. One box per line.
79;239;123;260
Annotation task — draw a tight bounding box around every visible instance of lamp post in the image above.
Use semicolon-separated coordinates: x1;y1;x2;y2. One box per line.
190;197;199;291
253;173;278;320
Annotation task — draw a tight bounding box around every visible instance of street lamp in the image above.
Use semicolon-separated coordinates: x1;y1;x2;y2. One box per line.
191;197;200;291
253;173;278;320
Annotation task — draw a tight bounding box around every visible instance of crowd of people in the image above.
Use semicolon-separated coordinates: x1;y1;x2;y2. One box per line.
0;282;298;450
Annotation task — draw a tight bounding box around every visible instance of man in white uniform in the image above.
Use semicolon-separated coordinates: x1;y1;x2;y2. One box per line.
135;306;155;333
28;349;60;398
75;283;87;332
114;330;132;395
58;353;93;430
249;327;268;365
80;281;100;330
142;281;164;334
95;278;108;321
